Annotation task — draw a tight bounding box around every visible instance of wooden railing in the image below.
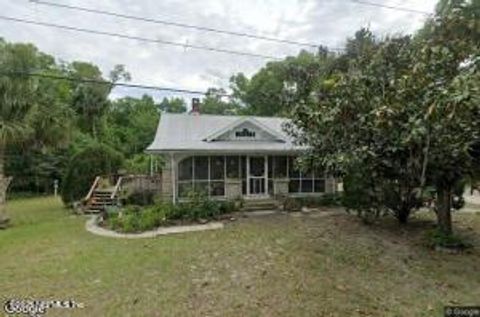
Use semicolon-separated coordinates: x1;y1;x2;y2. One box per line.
111;176;124;199
84;176;101;202
120;175;162;193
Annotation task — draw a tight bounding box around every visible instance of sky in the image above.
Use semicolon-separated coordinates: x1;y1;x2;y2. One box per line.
1;0;437;103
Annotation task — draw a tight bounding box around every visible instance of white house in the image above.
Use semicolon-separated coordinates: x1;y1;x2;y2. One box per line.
146;100;336;203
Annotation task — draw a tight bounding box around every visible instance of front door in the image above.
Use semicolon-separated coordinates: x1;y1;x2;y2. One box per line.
247;156;267;196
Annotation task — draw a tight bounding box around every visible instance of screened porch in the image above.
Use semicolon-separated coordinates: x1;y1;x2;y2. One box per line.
176;155;326;199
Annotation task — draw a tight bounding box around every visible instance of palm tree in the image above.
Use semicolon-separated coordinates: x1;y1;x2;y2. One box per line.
0;40;71;228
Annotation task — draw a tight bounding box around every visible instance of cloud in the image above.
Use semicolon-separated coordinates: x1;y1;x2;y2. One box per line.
0;0;437;102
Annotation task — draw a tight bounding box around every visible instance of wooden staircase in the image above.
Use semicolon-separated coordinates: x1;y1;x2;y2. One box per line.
241;198;278;211
85;189;117;213
81;174;162;214
83;176;122;214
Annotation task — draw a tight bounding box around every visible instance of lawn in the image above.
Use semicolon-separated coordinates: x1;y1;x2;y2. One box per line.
1;197;479;316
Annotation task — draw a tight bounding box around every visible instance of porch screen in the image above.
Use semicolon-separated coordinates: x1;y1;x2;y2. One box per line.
178;156;225;198
288;157;325;193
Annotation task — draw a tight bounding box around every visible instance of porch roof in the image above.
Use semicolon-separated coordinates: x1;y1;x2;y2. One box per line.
146;113;306;153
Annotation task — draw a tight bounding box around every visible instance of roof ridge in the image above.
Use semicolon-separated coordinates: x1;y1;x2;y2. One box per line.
161;112;287;120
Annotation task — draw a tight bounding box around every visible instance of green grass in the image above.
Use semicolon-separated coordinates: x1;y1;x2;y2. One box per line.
1;197;479;316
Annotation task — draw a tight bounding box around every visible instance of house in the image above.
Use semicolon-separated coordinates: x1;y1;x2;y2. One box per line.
146;99;336;203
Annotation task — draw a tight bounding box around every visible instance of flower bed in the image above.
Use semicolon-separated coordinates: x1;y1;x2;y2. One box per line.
100;193;238;233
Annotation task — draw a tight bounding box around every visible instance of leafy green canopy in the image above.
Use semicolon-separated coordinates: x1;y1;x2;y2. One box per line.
287;0;479;232
61;142;124;205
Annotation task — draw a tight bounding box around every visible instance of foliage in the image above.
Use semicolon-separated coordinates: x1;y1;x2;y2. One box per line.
105;191;238;232
61;142;124;205
123;153;160;174
175;191;221;220
287;1;479;233
1;38;159;203
282;197;302;211
218;200;238;214
282;193;343;211
102;95;159;157
201;88;242;115
0;39;73;222
158;97;187;113
123;190;157;206
425;228;471;249
230;50;335;116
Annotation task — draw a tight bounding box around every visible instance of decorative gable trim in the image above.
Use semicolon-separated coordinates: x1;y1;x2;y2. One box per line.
203;117;285;143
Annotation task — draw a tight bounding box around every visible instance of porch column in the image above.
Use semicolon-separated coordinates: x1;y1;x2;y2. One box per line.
160;153;174;202
325;176;336;194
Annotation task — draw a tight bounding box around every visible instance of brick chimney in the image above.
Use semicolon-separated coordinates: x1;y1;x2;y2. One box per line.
190;98;200;115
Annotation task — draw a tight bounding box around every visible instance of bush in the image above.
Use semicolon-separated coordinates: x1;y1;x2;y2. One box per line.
176;191;221;220
105;204;169;233
61;142;124;205
103;192;237;233
281;194;343;211
124;190;156;206
425;228;472;249
283;197;302;211
219;200;237;213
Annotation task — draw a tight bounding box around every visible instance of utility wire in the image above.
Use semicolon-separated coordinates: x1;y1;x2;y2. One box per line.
0;15;281;60
351;0;432;15
0;71;232;97
29;0;340;50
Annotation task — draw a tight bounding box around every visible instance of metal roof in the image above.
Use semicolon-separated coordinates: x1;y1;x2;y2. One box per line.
146;113;305;153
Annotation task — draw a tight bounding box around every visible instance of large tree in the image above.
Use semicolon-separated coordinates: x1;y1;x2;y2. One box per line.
0;40;72;227
287;0;479;235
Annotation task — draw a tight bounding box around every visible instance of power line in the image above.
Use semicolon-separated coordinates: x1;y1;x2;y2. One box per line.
29;0;341;50
0;71;232;97
0;15;281;60
351;0;432;15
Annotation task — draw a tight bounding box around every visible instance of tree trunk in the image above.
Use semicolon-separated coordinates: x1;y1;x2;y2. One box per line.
436;186;453;235
397;208;410;224
0;146;12;229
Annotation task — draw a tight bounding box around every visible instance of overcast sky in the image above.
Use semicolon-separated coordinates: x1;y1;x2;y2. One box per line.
1;0;437;102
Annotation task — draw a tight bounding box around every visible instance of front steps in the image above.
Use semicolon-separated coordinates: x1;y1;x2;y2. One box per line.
241;198;278;212
84;189;117;214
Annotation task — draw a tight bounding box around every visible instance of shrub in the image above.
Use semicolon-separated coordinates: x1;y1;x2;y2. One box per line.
105;204;169;233
61;142;124;205
425;228;472;249
124;190;156;206
283;197;302;211
176;191;222;220
219;200;237;214
103;192;236;232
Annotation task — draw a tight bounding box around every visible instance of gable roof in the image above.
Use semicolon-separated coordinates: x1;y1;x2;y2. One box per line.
146;113;305;153
203;117;286;143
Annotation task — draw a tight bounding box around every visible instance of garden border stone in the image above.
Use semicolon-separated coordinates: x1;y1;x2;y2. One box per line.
85;216;224;239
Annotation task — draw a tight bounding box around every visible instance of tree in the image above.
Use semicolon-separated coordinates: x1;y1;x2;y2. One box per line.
0;40;72;227
68;62;130;139
230;49;337;116
287;0;479;235
201;88;241;115
103;95;159;156
158;97;187;113
61;142;123;205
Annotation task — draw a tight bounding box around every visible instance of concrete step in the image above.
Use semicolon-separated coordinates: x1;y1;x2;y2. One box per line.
242;199;278;211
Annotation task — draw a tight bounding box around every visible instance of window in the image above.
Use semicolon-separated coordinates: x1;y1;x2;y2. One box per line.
177;156;226;198
226;156;240;178
288;156;325;193
211;156;225;180
274;156;287;178
178;157;193;180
